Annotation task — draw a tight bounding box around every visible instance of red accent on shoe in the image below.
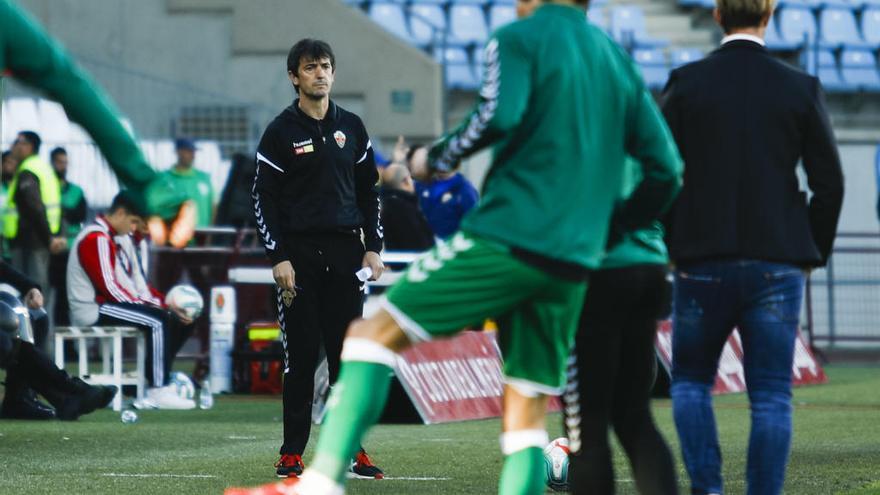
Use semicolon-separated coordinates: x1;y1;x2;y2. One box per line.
355;450;384;479
274;454;304;478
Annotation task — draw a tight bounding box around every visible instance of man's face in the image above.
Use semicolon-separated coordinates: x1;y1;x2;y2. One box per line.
2;154;17;178
408;147;430;182
290;56;335;100
130;216;148;235
11;135;33;161
52;153;69;179
517;0;541;18
112;211;142;236
176;148;195;168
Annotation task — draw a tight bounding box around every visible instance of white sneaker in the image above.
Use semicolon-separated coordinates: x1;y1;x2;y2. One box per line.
146;385;196;410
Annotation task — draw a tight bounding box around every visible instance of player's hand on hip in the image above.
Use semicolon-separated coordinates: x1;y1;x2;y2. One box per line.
24;288;44;309
362;251;385;281
273;260;296;291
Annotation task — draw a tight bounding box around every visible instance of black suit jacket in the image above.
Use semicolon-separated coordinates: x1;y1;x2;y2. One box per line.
662;40;844;267
379;188;435;252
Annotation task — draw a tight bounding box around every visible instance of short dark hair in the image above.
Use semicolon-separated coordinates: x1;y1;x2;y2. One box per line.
716;0;773;32
50;147;67;161
287;39;335;91
17;131;41;154
109;190;146;218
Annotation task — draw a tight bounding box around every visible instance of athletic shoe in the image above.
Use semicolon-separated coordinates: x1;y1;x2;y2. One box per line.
225;477;299;495
146;385;196;410
275;454;305;478
348;449;384;479
57;383;118;420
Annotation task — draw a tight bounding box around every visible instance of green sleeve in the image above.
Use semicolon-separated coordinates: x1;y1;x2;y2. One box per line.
613;88;683;235
1;1;183;219
429;31;531;172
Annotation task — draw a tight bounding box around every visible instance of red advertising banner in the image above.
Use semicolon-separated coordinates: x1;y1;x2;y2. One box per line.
654;320;827;394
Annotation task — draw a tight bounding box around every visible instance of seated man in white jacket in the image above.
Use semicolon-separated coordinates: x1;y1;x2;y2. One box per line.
67;191;196;409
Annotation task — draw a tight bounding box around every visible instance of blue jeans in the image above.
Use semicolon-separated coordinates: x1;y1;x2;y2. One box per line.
671;260;805;495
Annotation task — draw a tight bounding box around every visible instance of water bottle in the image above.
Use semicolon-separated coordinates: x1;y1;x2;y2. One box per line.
199;382;214;410
120;409;139;424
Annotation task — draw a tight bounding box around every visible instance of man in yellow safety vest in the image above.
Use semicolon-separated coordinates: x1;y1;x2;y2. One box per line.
4;131;64;322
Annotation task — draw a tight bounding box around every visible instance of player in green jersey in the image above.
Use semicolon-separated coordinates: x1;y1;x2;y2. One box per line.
227;1;681;494
0;0;184;219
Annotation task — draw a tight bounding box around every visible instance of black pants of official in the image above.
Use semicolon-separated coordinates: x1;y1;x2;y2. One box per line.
96;303;195;388
565;265;678;495
3;340;81;408
279;233;364;456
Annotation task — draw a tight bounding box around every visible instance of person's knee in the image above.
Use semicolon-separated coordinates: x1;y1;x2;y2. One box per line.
503;385;549;432
345;310;411;352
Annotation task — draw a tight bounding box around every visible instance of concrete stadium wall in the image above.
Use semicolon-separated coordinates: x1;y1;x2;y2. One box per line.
9;0;442;143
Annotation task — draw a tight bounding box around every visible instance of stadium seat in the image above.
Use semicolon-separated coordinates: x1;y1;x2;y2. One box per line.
670;47;704;68
765;15;801;51
409;3;447;46
449;5;489;44
633;48;670;90
587;8;608;31
819;8;873;49
488;4;516;31
368;2;414;43
37;99;71;144
6;98;41;137
840;48;880;91
776;0;807;8
778;7;818;47
436;47;480;90
862;8;880;49
610;6;669;48
801;49;855;92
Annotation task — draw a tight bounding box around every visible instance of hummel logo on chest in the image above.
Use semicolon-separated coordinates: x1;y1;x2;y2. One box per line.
293;138;315;155
293;139;313;148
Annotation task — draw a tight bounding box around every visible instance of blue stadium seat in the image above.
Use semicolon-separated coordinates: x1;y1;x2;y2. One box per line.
801;49;855;92
610;6;669;48
369;2;414;43
437;47;480;90
409;4;447;46
862;8;880;49
819;8;873;49
449;4;489;44
587;8;608;31
765;15;801;50
840;49;880;91
778;7;818;47
776;0;807;7
670;47;704;68
633;48;670;90
488;4;516;31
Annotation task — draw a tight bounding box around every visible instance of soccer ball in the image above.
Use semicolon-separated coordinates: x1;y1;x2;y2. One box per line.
169;371;196;401
165;285;204;319
543;437;571;492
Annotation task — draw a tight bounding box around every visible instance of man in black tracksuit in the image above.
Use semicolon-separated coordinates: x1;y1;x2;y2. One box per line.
252;39;385;480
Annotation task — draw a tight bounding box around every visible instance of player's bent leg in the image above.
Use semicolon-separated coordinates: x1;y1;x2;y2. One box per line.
296;311;411;495
499;385;551;495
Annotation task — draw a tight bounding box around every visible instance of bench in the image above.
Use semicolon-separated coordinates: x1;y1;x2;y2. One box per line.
54;326;146;411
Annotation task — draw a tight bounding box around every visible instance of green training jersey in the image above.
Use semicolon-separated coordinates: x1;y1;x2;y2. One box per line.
601;156;674;269
160;166;214;227
0;0;184;219
430;4;681;269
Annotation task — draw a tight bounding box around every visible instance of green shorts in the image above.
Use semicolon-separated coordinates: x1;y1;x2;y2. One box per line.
383;232;587;395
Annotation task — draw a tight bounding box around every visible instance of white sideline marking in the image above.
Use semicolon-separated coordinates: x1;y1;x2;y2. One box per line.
227;435;258;440
426;438;454;442
101;473;217;479
380;477;451;481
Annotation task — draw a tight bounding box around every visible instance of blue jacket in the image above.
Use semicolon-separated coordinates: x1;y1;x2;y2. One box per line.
416;174;479;239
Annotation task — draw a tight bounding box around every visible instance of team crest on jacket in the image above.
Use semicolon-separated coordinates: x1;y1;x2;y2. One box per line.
333;130;346;149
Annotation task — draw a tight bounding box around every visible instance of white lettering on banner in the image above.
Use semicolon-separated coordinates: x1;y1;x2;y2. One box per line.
717;342;746;392
398;357;505;405
792;336;818;379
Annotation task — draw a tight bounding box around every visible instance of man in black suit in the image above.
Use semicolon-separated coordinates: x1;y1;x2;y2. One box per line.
661;0;844;492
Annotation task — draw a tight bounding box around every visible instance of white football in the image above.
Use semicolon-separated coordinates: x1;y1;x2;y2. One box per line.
543;437;571;492
165;285;204;319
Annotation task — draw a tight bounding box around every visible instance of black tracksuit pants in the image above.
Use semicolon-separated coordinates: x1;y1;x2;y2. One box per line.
565;265;679;495
95;303;194;388
3;340;81;408
279;233;364;456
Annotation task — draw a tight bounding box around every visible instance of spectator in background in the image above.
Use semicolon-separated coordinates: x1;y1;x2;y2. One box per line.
662;0;844;491
4;131;64;333
407;143;479;239
161;138;214;228
380;164;435;251
0;150;17;260
48;147;88;326
216;152;256;229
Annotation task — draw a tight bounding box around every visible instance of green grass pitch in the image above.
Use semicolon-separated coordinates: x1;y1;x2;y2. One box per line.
0;365;878;494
